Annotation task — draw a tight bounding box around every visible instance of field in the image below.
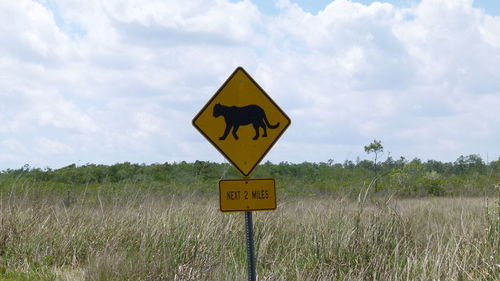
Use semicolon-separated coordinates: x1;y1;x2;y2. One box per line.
0;189;498;281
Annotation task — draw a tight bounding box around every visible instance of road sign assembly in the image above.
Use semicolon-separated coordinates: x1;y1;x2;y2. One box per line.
192;66;290;281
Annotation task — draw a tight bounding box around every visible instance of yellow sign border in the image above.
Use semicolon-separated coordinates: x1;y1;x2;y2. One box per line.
219;178;276;212
192;66;291;176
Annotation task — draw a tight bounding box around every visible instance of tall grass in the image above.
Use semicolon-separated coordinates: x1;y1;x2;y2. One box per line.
0;188;498;280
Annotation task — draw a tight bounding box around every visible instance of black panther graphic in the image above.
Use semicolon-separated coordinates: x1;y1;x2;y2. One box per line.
213;103;280;140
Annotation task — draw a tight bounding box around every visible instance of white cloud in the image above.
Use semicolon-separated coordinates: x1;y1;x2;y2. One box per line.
0;0;499;169
2;139;29;155
35;137;74;155
0;0;71;62
394;0;500;93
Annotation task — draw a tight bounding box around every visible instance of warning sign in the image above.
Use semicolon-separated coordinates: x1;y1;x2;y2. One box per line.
192;67;290;176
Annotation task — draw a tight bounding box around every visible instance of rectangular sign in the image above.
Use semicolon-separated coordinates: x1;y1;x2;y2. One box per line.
219;178;276;212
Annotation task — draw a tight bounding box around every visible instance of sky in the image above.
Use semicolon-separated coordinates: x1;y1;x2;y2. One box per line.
0;0;499;170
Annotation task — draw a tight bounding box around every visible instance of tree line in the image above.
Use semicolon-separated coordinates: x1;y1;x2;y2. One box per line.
1;153;498;197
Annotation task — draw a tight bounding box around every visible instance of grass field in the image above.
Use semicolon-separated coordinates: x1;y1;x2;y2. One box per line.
0;190;498;280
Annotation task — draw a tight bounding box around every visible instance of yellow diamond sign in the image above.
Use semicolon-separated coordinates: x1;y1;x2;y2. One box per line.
192;67;291;176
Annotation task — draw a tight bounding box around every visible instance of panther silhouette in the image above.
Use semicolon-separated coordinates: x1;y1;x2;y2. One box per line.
213;103;279;140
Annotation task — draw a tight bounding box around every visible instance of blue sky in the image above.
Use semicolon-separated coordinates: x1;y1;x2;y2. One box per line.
1;0;499;170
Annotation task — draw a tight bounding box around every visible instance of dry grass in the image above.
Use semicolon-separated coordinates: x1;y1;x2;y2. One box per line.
0;192;498;281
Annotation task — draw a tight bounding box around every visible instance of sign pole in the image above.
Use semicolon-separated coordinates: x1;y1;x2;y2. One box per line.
244;211;256;281
243;174;256;281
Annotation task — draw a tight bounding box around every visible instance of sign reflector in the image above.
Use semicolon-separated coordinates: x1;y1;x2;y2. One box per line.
219;179;276;212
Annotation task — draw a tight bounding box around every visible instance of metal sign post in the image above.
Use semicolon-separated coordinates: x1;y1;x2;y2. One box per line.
245;211;256;281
